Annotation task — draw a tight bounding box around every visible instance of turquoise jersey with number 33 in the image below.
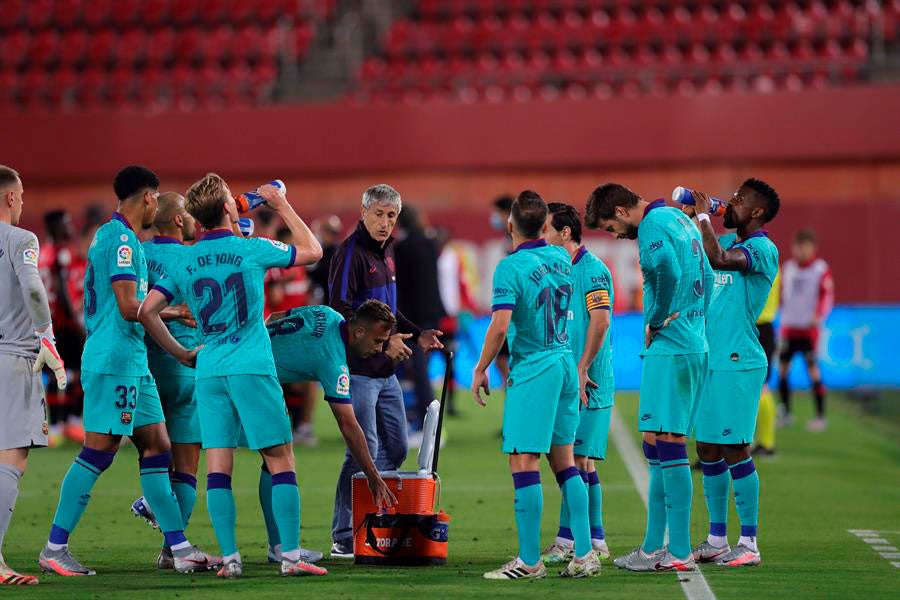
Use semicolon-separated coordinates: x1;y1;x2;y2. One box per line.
491;239;575;381
637;201;713;357
153;229;296;379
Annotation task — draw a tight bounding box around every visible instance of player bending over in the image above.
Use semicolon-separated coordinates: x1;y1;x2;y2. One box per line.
541;203;615;565
258;300;399;559
0;166;67;585
139;173;324;579
682;180;780;567
126;192;209;569
585;184;713;573
40;166;211;577
472;191;601;581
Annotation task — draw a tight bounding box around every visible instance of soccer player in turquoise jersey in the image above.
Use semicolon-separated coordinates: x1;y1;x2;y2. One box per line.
681;180;780;568
585;183;713;572
472;191;601;581
259;300;397;558
130;191;205;570
542;203;615;565
40;166;213;577
139;173;324;579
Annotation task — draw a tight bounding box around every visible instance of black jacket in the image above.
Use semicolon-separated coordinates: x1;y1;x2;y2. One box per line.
328;221;421;378
395;229;446;329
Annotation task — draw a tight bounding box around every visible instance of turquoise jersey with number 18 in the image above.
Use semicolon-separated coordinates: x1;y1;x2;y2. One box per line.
637;200;713;357
491;239;575;381
153;229;296;379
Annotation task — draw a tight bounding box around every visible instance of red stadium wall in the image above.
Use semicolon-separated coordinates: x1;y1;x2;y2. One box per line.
7;85;900;302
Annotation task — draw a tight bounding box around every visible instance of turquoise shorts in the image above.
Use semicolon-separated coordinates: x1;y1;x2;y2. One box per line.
82;372;165;436
574;405;613;460
638;353;708;436
195;374;291;450
693;367;767;445
156;373;201;444
502;356;579;454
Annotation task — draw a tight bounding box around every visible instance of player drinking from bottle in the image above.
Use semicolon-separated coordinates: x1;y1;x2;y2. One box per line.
585;184;713;572
473;191;600;581
683;180;780;567
138;173;324;579
40;166;212;577
541;202;615;565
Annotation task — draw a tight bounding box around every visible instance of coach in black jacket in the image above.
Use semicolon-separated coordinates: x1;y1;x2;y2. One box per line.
326;184;443;557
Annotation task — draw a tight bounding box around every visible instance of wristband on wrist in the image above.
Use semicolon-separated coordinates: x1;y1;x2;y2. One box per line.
36;325;55;343
696;213;711;224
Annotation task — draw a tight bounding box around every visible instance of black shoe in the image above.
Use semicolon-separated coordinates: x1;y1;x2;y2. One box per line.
330;540;353;559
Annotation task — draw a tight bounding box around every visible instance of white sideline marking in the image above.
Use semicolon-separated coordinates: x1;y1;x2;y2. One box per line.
610;408;717;600
847;529;900;568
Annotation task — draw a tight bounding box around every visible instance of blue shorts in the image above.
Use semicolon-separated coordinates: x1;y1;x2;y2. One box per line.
638;353;708;436
195;374;291;450
156;373;201;444
501;356;579;454
693;368;767;445
82;372;164;436
574;405;613;460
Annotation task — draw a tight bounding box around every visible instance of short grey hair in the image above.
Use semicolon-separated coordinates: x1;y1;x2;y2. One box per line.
362;184;402;211
0;165;21;191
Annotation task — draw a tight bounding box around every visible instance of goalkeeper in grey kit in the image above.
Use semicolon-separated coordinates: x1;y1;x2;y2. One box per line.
0;165;67;586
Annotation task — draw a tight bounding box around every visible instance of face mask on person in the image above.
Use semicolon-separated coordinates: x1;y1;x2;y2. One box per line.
490;212;506;231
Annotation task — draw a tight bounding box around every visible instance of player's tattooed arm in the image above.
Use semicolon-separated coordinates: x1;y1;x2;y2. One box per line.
471;309;512;406
138;289;200;367
329;402;397;509
258;184;323;266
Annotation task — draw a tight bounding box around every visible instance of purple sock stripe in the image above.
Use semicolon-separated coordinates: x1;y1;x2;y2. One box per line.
642;441;658;461
555;466;581;487
741;525;758;537
579;470;590;484
207;472;232;490
710;522;727;536
656;440;688;462
271;471;297;486
163;530;187;547
49;524;70;545
512;471;540;489
701;459;729;477
171;471;197;489
730;458;756;480
78;447;115;472
139;452;172;470
557;527;574;541
590;526;604;539
661;461;691;469
261;462;270;474
586;471;600;486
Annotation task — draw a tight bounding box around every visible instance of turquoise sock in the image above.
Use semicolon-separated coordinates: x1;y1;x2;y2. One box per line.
258;465;280;547
49;448;115;543
139;454;185;543
171;472;197;530
556;467;591;557
641;442;666;553
207;473;237;556
512;471;543;566
271;472;300;554
730;458;760;538
586;470;604;540
657;440;693;559
700;459;730;539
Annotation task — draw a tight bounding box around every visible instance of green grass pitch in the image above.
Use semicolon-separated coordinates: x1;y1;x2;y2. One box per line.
4;390;898;599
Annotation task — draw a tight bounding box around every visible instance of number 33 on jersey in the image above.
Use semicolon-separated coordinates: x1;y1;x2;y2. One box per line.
491;239;575;377
153;230;297;379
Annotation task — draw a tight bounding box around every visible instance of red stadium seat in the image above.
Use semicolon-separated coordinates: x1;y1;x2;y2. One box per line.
0;2;22;30
54;0;84;28
20;68;49;109
25;0;54;29
59;30;89;67
77;68;108;107
0;31;31;70
170;0;200;25
205;25;233;62
111;0;142;27
31;30;60;68
82;0;114;28
295;23;315;57
142;0;172;27
118;30;149;67
174;27;207;62
146;28;176;66
48;67;79;108
198;0;228;26
108;66;138;104
86;30;119;68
